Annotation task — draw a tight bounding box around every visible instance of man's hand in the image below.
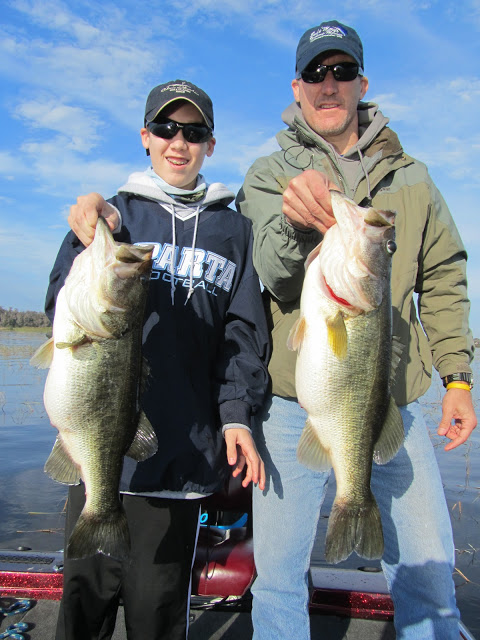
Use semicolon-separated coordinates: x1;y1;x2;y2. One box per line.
224;428;266;490
437;388;477;451
282;169;340;234
68;192;120;247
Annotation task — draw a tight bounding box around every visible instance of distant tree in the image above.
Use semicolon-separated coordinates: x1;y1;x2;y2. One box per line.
0;306;51;328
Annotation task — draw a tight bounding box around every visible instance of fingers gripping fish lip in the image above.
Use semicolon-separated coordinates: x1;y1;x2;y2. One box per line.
314;192;396;312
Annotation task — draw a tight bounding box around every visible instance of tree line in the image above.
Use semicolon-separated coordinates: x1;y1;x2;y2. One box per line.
0;306;51;328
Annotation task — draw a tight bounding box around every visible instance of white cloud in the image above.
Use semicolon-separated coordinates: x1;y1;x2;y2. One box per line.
17;137;136;198
16;99;101;153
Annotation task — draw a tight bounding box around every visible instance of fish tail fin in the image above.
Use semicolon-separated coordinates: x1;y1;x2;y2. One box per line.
325;493;383;564
66;507;130;561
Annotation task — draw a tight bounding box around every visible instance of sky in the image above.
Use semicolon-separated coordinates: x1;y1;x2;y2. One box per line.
1;0;480;335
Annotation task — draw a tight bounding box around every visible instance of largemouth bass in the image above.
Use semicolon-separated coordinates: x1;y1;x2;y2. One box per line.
31;218;157;560
288;191;404;564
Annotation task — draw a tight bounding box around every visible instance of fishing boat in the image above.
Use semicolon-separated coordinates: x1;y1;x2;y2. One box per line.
0;478;476;640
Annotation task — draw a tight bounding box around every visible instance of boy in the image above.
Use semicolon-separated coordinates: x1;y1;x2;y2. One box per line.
46;79;270;640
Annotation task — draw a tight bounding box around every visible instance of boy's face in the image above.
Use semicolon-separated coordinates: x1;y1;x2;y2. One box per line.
141;102;215;190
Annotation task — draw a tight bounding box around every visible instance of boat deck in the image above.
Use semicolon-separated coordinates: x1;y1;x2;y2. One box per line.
0;597;397;640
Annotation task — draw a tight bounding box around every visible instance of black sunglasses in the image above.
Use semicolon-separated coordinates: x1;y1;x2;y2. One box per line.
301;62;361;84
147;117;212;143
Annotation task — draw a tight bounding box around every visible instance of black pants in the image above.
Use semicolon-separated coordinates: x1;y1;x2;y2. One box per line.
55;483;201;640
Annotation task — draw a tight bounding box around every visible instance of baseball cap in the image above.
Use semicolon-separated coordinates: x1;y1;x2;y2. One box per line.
296;20;364;75
144;80;214;130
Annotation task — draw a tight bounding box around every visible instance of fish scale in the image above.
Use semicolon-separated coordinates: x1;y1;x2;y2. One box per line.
31;219;158;561
288;191;404;564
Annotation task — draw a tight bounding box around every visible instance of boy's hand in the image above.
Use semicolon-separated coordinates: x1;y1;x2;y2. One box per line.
282;169;339;234
68;192;120;247
224;429;265;490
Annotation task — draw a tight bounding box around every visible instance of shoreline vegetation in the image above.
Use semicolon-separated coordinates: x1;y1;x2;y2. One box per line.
0;306;50;330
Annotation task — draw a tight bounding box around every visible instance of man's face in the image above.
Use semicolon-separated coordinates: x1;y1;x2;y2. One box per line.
291;52;369;154
141;102;215;190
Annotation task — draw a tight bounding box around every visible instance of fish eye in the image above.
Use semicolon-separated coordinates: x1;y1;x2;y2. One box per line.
386;240;397;255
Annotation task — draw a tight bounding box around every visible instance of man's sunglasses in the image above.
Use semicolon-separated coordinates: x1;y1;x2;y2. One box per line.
147;117;212;143
300;62;361;84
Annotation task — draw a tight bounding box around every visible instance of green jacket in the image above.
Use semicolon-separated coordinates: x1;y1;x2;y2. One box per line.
236;101;474;406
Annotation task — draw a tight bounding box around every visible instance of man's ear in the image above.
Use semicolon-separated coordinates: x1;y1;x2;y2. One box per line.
360;75;369;100
291;78;300;103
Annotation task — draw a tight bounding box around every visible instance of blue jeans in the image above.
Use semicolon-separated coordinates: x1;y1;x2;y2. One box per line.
251;395;459;640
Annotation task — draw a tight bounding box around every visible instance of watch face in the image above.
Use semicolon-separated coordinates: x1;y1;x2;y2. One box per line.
443;373;473;388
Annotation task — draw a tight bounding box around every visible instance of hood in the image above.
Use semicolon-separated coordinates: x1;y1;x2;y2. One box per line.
118;171;235;214
279;100;389;155
117;170;235;305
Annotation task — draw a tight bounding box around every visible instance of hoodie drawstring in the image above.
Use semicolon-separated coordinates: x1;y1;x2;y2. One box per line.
186;206;200;304
356;147;373;206
162;203;201;305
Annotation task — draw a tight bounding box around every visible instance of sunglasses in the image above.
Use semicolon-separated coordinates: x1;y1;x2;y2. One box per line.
147;117;212;144
301;62;361;84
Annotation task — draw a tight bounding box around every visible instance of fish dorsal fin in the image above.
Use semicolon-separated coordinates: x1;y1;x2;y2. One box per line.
297;418;332;471
373;396;404;465
305;243;322;271
30;337;55;369
140;357;151;395
364;208;394;228
287;315;307;352
44;437;82;485
327;311;347;359
390;336;403;386
126;411;158;461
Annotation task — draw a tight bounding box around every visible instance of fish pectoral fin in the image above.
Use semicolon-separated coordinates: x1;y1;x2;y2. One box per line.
126;411;158;461
373;396;405;465
327;311;347;359
44;437;82;485
297;418;332;471
30;337;55;369
287;316;307;351
56;335;89;349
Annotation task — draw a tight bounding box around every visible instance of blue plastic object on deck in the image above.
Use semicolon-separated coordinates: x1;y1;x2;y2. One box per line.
0;621;28;640
0;600;31;616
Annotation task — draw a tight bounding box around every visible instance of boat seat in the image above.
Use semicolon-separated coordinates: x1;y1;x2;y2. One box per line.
191;475;255;597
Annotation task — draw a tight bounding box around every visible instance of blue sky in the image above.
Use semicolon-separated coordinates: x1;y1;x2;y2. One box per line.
1;0;480;336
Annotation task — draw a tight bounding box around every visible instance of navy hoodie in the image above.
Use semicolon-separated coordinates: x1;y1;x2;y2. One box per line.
45;173;271;495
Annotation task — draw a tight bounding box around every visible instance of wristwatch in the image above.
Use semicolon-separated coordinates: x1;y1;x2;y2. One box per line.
442;372;474;389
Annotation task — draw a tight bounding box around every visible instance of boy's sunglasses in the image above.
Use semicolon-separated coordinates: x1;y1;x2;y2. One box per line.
301;62;361;84
147;117;212;144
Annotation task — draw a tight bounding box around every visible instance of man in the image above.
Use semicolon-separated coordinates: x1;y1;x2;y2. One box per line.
236;20;477;640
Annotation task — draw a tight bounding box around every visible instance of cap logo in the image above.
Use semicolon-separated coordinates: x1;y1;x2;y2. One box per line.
161;82;199;96
310;25;347;42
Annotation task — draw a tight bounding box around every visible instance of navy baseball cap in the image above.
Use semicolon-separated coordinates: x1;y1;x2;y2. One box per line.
144;80;214;130
296;21;364;74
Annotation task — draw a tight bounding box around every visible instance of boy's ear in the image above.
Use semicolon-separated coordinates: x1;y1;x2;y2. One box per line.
206;136;216;157
140;128;149;151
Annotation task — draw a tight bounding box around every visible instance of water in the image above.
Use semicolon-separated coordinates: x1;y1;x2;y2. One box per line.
0;330;478;634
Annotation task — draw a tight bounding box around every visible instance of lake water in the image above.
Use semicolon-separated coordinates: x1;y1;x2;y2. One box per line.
0;329;478;635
